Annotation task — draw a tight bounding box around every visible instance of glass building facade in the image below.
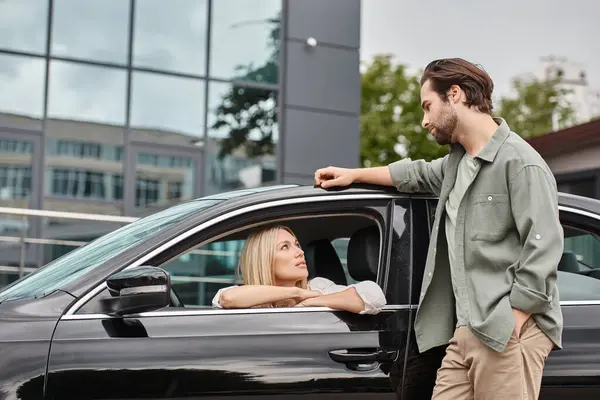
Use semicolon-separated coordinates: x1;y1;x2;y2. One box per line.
0;0;363;295
0;0;281;217
0;0;282;289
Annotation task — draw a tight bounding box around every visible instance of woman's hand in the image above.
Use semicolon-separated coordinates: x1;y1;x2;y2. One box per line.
293;288;322;302
294;287;365;314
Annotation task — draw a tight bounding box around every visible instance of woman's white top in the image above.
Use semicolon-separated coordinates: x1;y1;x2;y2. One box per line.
211;277;387;315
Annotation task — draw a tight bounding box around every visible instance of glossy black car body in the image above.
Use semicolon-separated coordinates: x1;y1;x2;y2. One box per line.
1;184;599;399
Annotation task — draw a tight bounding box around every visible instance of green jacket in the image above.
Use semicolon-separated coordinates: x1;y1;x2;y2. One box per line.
388;118;563;353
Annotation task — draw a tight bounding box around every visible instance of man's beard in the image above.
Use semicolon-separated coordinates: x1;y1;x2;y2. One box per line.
432;104;458;146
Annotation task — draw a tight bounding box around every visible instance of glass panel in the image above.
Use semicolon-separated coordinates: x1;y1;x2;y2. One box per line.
0;214;42;283
0;0;48;54
130;71;206;138
0;271;20;290
0;138;34;209
133;0;208;75
135;152;196;214
47;61;127;126
162;239;244;307
210;0;281;84
0;54;46;123
206;82;278;194
331;238;357;285
558;226;600;301
51;0;129;64
0;199;222;303
46;61;126;215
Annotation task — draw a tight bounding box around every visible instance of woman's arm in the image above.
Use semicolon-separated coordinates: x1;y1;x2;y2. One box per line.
295;286;366;314
216;285;320;309
296;278;387;314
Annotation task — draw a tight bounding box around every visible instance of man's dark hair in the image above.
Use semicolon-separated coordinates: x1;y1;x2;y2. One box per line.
421;58;494;114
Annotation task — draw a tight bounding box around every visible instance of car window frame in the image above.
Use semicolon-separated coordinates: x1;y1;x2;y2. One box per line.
63;193;410;318
558;207;600;306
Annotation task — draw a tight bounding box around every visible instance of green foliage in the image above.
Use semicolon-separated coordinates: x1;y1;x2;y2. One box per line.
360;54;448;167
495;76;576;138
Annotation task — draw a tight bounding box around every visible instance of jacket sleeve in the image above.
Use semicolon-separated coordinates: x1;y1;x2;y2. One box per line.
387;155;448;196
508;165;564;314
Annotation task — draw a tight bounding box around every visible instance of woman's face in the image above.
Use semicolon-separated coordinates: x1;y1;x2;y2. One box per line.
272;229;307;285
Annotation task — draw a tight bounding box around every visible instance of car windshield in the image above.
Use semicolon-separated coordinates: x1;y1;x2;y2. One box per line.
0;199;220;304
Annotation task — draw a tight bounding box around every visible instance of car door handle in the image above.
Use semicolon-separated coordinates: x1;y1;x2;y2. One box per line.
328;348;398;364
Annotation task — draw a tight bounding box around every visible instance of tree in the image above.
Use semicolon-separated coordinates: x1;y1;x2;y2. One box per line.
495;75;576;138
360;54;447;167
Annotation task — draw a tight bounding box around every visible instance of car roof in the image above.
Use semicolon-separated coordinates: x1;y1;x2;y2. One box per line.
195;183;600;216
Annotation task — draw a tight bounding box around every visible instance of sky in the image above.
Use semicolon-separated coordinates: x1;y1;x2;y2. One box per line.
360;0;600;102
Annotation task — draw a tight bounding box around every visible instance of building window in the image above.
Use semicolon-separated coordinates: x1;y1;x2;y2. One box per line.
135;179;160;207
50;168;106;200
0;166;31;199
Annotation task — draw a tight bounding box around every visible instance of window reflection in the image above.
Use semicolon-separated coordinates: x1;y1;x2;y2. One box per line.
0;54;46;120
206;82;278;194
133;0;208;75
130;71;206;137
135;152;196;212
210;0;280;83
0;0;48;54
0;138;34;208
48;61;127;126
51;0;129;64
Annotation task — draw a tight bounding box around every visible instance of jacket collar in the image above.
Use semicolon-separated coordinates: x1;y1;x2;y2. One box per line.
474;117;511;163
447;117;510;163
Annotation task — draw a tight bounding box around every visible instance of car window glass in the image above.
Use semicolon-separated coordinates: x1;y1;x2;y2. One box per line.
557;225;600;301
164;239;244;307
387;199;411;305
76;212;387;313
163;235;361;307
331;238;357;285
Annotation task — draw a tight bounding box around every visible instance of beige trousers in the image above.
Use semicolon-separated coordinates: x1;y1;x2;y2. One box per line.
431;318;554;400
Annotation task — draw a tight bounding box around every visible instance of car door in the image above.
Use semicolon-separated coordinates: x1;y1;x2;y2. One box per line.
539;206;600;399
44;196;413;399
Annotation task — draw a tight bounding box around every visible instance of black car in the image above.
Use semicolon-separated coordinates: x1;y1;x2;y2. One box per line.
1;184;599;400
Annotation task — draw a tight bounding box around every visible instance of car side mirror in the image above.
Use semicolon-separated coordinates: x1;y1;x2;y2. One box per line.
100;266;171;317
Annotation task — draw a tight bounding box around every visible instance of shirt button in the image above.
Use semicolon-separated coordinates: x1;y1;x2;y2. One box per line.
535;234;541;240
487;196;493;201
428;272;432;277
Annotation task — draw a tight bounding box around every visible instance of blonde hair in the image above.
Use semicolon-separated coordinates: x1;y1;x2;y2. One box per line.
238;225;308;307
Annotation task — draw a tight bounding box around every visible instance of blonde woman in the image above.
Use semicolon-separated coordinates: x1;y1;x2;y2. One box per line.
212;225;386;314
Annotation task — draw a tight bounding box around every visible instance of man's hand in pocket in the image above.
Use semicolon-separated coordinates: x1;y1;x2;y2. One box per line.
512;307;531;337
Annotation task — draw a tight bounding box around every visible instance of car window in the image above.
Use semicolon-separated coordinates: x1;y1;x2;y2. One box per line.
162;235;361;307
164;239;244;307
557;225;600;301
331;238;357;285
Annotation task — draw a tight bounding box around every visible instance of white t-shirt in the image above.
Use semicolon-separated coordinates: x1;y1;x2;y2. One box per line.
211;277;387;315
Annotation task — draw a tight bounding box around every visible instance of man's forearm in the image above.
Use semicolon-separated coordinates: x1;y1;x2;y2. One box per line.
353;166;394;186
